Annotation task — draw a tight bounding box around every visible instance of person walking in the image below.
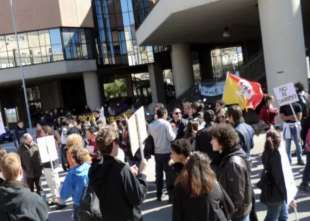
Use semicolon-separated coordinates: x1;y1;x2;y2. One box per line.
258;130;289;221
279;101;304;165
300;110;310;192
0;153;48;221
226;105;255;158
209;124;252;221
18;133;42;195
172;151;234;221
149;107;176;201
88;126;148;221
60;147;91;221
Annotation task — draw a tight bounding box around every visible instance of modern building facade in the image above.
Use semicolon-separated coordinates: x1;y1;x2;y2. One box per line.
136;0;310;97
0;0;100;125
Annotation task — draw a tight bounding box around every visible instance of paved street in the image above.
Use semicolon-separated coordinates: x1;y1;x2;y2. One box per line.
29;134;310;221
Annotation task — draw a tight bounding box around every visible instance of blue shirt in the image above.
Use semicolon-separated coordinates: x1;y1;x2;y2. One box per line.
60;162;91;206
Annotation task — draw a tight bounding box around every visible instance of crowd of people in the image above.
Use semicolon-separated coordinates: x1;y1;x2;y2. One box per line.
0;82;310;221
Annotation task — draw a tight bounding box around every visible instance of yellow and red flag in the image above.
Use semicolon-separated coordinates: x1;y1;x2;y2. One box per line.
223;73;263;110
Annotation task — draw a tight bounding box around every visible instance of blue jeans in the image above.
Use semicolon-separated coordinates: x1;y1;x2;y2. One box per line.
264;201;288;221
284;126;303;163
232;215;250;221
303;153;310;183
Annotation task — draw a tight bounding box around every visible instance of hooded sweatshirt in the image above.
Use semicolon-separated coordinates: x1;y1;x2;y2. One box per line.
89;155;147;221
0;181;48;221
60;162;91;206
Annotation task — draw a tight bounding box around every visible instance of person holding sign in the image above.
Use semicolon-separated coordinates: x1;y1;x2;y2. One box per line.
88;126;148;221
258;129;297;221
279;102;304;165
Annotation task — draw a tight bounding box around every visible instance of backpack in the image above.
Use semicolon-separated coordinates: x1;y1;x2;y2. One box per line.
305;128;310;153
78;185;102;221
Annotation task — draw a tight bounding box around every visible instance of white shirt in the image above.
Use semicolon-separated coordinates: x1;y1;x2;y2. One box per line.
148;118;176;154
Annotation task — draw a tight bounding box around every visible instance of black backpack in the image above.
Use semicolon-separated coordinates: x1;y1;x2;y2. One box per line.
79;185;102;221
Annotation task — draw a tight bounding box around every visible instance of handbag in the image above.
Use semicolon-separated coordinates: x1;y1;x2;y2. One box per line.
257;169;273;203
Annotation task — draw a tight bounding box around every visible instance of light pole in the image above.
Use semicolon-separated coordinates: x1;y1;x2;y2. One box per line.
8;0;32;128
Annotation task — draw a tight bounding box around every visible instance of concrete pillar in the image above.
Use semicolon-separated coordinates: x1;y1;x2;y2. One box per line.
83;72;101;111
148;63;166;103
199;47;213;81
258;0;308;93
171;44;194;98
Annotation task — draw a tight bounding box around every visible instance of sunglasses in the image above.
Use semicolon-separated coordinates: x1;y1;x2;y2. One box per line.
174;112;181;115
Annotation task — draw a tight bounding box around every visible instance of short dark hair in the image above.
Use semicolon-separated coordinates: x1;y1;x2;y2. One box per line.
171;139;192;157
156;107;168;119
226;105;244;124
295;82;304;93
208;123;240;151
203;109;215;124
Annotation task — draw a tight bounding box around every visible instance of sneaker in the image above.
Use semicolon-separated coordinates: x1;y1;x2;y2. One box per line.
156;195;162;202
298;160;305;166
55;204;67;210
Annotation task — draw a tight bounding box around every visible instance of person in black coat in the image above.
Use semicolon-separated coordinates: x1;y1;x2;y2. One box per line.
300;112;310;192
168;139;192;201
209;124;252;221
88;126;148;221
173;151;233;221
195;109;221;165
0;153;48;221
170;108;187;139
260;130;289;221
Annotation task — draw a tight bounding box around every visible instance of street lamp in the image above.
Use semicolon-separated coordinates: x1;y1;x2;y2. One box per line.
8;0;32;128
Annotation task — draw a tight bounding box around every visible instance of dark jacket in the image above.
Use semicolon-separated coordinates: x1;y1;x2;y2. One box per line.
196;125;221;164
168;162;184;195
172;181;230;221
261;150;286;203
89;155;147;221
301;116;310;142
171;119;187;139
216;147;252;219
0;181;48;221
18;143;42;178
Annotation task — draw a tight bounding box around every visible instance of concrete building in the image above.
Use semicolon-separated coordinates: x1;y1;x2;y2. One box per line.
136;0;310;97
0;0;100;125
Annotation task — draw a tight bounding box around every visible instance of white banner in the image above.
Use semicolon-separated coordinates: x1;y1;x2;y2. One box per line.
0;113;5;135
199;81;225;97
273;83;299;106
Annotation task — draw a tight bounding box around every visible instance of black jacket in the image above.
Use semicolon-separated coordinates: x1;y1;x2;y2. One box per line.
301;116;310;142
89;155;147;221
18;143;42;178
0;181;48;221
172;181;230;221
168;162;184;194
195;125;221;164
216;147;252;219
171;119;187;139
261;150;286;203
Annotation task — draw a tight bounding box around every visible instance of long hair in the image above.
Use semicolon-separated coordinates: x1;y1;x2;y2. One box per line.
176;152;216;197
264;129;281;152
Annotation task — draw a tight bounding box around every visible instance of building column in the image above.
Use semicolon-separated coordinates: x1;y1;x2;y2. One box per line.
83;72;101;111
148;63;166;103
258;0;308;93
171;44;194;98
199;47;213;81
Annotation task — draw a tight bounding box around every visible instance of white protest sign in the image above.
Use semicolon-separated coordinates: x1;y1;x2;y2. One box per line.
0;113;6;135
127;107;148;159
273;83;299;106
279;142;297;204
127;115;140;156
37;136;58;164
